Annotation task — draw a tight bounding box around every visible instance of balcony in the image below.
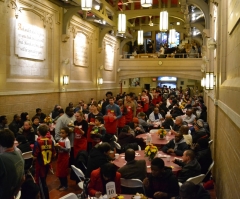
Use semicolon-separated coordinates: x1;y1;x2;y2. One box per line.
118;53;203;80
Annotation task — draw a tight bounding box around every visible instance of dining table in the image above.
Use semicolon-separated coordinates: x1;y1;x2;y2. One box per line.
136;129;175;148
113;150;182;175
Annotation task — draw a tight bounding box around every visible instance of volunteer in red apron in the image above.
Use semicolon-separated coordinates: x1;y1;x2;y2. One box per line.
117;99;127;135
141;90;149;113
87;102;103;151
73;111;88;158
104;97;122;135
56;127;71;191
124;93;136;125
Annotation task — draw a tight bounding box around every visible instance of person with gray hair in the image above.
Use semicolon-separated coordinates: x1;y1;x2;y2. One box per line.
170;116;183;134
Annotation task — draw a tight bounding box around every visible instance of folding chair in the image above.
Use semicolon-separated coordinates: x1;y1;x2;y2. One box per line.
59;193;78;199
186;174;206;185
22;151;35;182
120;178;146;195
71;165;85;189
114;141;121;150
206;161;214;177
208;140;213;147
138;145;141;151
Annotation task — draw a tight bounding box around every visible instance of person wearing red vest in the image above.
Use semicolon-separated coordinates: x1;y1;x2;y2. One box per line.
104;97;122;135
141;90;149;113
124;93;136;125
73;111;88;158
117;99;127;135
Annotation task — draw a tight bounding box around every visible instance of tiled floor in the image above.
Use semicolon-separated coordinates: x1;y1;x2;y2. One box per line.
46;160;216;199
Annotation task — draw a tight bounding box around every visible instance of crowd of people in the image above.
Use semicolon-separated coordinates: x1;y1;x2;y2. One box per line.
0;86;213;199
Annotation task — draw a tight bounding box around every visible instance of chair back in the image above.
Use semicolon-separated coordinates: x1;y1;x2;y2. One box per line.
59;193;78;199
120;178;146;195
186;174;206;185
138;145;141;151
22;151;33;160
206;161;214;176
114;141;121;150
208;140;213;147
71;165;85;181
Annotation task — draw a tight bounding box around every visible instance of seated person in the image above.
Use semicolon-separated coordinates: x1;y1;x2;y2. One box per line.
118;149;147;181
176;181;210;199
193;138;212;182
21;174;40;199
170;104;184;119
34;108;46;123
192;119;208;143
149;107;163;128
137;112;153;132
88;163;121;197
162;133;189;156
170;116;183;134
143;158;179;199
131;117;145;136
174;150;201;183
118;125;145;152
183;109;196;124
161;114;174;129
86;142;112;178
179;125;192;146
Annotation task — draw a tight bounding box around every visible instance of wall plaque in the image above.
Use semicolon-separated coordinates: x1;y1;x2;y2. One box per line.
104;44;114;70
74;32;89;67
15;20;46;60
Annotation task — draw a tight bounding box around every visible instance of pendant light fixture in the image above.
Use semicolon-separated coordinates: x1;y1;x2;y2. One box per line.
169;28;176;44
138;30;144;45
141;0;152;8
81;0;92;11
118;13;126;34
160;11;168;32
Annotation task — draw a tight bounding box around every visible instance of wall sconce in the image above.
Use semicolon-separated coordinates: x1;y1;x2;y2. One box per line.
63;75;69;85
159;11;168;32
138;30;144;45
141;0;152;7
205;72;214;90
118;13;126;34
81;0;92;11
201;77;205;87
98;78;103;85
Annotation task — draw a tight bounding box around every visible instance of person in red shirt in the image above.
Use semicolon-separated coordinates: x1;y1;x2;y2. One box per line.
124;93;136;125
88;163;121;197
117;99;127;135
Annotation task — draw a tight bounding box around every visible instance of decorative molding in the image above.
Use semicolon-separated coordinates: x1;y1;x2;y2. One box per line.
217;100;240;129
62;34;70;42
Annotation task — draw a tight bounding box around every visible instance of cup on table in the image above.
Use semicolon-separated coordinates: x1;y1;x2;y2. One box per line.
166;155;171;162
115;153;119;159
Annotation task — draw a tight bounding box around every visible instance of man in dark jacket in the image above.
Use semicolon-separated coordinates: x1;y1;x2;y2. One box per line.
174;150;201;183
85;142;112;178
162;133;189;156
192;119;208;143
143;158;179;199
176;181;210;199
9;114;22;137
101;91;113;115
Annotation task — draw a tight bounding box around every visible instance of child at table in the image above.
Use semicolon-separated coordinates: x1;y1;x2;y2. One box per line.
90;116;106;147
55;127;71;191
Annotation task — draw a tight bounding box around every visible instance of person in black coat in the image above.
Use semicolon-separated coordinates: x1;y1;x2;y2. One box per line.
85;142;112;178
8;114;21;137
194;138;213;181
161;114;174;129
192;119;208;143
176;181;210;199
162;133;189;156
143;158;179;199
174;150;201;183
101;91;113;115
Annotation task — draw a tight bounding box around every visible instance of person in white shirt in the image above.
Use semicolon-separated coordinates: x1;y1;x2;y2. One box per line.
149;108;163;127
183;109;196;124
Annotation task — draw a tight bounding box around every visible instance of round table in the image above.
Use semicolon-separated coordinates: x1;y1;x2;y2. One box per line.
136;129;175;148
113;150;182;175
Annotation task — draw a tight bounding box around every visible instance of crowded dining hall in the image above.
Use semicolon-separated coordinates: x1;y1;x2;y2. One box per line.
0;0;239;199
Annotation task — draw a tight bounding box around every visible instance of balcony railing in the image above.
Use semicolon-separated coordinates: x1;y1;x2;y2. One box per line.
120;53;201;59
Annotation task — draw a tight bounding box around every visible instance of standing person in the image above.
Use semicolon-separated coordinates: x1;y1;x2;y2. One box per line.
20;112;30;126
87;102;103;151
141;90;149;113
104;96;122;136
9;114;22;137
91;116;106;147
51;105;61;119
56;127;71;191
0;129;25;199
124;93;136;125
55;106;75;165
118;99;127;135
101;91;113;115
32;124;55;199
73;111;88;158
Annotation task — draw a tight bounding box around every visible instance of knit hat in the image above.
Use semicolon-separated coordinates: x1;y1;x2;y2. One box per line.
195;119;204;129
132;117;139;123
